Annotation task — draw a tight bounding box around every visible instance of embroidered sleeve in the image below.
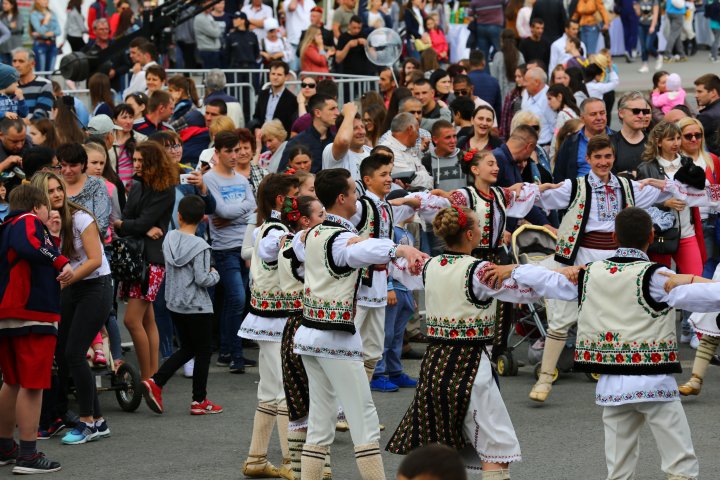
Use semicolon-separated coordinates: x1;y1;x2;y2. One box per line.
449;189;468;207
388;257;427;290
656;180;720;210
505;183;540;219
536;179;573;210
472;262;541;303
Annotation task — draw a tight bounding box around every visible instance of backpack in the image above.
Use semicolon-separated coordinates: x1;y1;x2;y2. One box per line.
108;236;147;284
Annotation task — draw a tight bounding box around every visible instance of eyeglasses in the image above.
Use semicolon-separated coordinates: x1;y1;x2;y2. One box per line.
301;82;317;89
683;132;702;141
627;108;651;115
455;89;469;96
166;144;182;150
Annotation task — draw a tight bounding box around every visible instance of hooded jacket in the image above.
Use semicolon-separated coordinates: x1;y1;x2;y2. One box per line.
421;147;466;191
162;229;219;314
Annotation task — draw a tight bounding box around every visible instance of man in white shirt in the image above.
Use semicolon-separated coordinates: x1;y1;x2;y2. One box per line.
549;19;586;72
520;67;555;148
322;102;371;181
378;112;433;190
241;0;275;41
123;38;158;99
284;0;315;53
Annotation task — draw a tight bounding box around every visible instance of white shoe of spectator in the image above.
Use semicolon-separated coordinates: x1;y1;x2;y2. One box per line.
638;63;649;73
690;334;700;350
184;358;195;378
655;56;663;71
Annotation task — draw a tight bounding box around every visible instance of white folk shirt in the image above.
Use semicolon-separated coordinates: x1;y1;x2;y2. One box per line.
520;85;555;145
292;214;399;361
378;134;434;190
512;253;720;406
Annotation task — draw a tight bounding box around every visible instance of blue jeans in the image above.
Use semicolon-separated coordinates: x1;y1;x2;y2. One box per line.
152;278;175;360
198;50;221;69
32;41;57;72
374;289;415;377
580;24;601;56
473;23;502;64
638;23;658;62
702;217;719;279
213;248;246;364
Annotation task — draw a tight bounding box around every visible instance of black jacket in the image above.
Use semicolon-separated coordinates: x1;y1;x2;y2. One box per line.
698;99;720;155
533;0;568;44
553;131;581;182
118;177;175;265
251;87;298;134
227;29;260;68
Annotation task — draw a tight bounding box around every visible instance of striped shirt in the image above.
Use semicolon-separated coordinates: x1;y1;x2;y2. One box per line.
18;76;54;120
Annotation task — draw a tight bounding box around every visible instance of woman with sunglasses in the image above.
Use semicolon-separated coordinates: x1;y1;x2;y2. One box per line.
295;74;317;118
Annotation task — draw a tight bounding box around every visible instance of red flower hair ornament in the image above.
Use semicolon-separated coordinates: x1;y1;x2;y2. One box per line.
284;196;301;222
285;168;297;175
463;149;478;163
451;205;467;228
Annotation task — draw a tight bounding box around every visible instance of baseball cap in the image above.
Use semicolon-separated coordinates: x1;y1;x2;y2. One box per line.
233;11;248;20
264;17;279;31
87;114;123;135
310;6;323;13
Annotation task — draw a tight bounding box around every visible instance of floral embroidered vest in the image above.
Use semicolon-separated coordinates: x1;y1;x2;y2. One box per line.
302;222;361;334
249;219;290;317
356;195;394;286
463;186;506;253
278;234;304;315
554;175;634;265
423;254;495;343
575;257;679;375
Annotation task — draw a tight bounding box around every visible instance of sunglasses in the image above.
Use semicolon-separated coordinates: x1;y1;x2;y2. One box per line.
627;108;651;115
683;132;702;141
455;89;469;96
301;82;316;89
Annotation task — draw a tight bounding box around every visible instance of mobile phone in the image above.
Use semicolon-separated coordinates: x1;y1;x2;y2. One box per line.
180;173;191;184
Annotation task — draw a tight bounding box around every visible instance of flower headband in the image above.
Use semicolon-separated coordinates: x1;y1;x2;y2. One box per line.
285;168;297;175
463;148;478;163
451;205;467;228
283;196;301;222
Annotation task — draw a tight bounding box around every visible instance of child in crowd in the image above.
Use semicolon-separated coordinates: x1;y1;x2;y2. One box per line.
652;73;687;114
141;195;221;415
0;184;73;474
295;170;315;197
0;63;27;121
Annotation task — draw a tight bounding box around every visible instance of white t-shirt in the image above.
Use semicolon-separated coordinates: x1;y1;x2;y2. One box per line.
69;210;111;279
283;0;315;45
321;143;372;181
241;2;275;40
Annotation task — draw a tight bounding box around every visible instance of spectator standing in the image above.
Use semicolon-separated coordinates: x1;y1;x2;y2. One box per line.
491;29;525;103
521;67;555;149
518;18;550;68
168;75;200;130
421;119;462;190
110;103;145;188
299;25;330;73
64;0;86;51
88;73;115;118
403;0;426;59
531;0;567;43
123;39;158;100
279;93;338;172
335;16;376;75
29;0;61;73
549;19;584;72
12;49;53;120
412;78;451;131
571;0;609;56
0;118;30;179
174;2;199;69
144;64;166;96
194;3;224;69
379;67;396;108
0;0;23;65
84;18;130;94
259;18;293;66
87;0;107;40
227;11;260;69
257;119;288;172
610;91;650;177
134;91;174;137
203;131;257;374
553;97;610;181
516;0;534;38
425;15;448;63
364;0;391;30
695;74;720;155
457;105;502;153
251;60;298;134
114;141;177;381
469;0;503;64
242;0;275;41
284;0;315;62
664;0;687;62
297;6;335;59
636;0;660;73
234;128;268;194
332;0;357;39
322;102;371;181
378;112;434;189
466;51;502;120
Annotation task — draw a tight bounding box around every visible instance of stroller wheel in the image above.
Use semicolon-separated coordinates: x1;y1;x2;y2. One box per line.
114;363;143;412
533;363;559;384
496;353;519;377
585;372;601;383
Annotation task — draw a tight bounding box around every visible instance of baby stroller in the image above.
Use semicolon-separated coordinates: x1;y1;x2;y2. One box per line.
495;225;557;377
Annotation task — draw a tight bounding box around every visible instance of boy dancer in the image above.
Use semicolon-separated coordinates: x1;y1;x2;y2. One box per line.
0;185;73;474
488;207;720;480
294;167;427;480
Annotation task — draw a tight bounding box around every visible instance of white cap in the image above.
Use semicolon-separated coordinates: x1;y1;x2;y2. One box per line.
264;17;279;31
87;114;122;135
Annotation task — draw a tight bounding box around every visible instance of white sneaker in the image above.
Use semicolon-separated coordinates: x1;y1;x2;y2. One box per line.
680;333;692;344
690;334;700;350
655;56;663;71
183;358;195;378
638;63;649;73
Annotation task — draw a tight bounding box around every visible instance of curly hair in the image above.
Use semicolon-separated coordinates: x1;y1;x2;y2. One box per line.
134;141;179;191
432;206;475;246
641;121;682;163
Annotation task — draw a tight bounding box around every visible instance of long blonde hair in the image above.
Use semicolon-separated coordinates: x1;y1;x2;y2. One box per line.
678;117;714;173
641;121;682;163
299;25;322;63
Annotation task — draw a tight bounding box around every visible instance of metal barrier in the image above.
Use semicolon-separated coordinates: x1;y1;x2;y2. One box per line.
36;68;378;122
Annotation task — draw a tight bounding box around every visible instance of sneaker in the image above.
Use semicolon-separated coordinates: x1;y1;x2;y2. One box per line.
229;361;245;374
191;399;224;415
680;333;692;344
390;373;418;388
141;378;164;414
61;423;99;445
216;354;231;367
94;419;111;439
37;418;66;440
12;453;61;474
243;357;257;367
183;358;195;378
638;63;649;73
92;350;107;368
690;334;700;350
0;442;17;466
655;56;664;70
370;376;399;392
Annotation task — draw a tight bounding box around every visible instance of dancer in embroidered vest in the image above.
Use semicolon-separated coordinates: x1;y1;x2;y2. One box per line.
277;195;333;479
488;207;720;480
293;168;427;480
239;173;299;480
386;206;566;480
428;148;542;360
527;134;705;403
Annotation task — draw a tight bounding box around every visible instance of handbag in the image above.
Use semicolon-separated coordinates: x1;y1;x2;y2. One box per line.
108;236;148;284
648;220;680;255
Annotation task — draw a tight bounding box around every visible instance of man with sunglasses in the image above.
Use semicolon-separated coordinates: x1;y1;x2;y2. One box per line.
451;75;499;128
610;91;650;178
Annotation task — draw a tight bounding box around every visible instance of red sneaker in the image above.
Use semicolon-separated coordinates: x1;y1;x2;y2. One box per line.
190;399;223;415
92;350;107;367
141;378;163;414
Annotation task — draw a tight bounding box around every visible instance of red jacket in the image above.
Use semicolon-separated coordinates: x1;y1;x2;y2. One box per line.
301;43;329;74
